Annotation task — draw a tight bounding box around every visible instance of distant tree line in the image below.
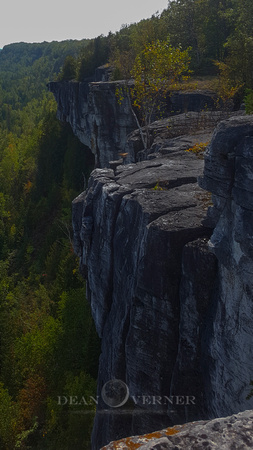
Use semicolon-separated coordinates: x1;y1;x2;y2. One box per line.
58;0;253;97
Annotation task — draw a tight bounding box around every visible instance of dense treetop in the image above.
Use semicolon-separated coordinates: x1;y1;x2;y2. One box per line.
56;0;253;95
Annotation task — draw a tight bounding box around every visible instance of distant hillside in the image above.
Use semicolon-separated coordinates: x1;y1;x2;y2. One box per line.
0;36;98;450
0;40;90;109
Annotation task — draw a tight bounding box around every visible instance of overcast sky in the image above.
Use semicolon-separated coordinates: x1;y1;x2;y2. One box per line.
0;0;169;49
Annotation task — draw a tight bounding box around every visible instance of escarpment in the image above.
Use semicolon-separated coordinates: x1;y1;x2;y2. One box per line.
48;79;136;167
72;115;253;449
72;147;215;449
48;78;221;168
51;78;253;449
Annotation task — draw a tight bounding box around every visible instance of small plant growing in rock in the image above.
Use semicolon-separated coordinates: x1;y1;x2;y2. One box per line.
185;142;209;159
151;180;170;191
152;181;163;191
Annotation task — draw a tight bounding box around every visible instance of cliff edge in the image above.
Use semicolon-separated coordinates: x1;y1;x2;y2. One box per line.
49;77;253;449
48;79;219;167
72;115;253;449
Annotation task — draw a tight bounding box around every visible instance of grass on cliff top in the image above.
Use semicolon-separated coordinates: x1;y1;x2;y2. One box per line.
171;75;219;93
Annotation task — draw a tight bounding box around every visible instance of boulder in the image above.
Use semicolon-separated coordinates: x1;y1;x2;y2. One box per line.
101;409;253;449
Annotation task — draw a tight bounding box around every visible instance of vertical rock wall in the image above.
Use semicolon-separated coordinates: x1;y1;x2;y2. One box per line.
72;149;214;448
48;80;219;168
48;80;136;167
199;116;253;418
72;116;253;449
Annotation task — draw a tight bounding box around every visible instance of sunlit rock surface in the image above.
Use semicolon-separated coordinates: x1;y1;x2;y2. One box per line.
102;409;253;449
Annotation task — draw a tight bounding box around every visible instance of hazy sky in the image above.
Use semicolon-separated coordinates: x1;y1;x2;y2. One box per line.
0;0;169;48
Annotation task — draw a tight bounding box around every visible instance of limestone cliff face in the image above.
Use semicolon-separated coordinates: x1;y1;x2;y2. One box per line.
48;79;218;168
48;80;136;167
199;115;253;418
72;115;253;449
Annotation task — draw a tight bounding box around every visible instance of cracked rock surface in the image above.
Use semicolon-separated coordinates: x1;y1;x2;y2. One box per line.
48;79;230;167
72;116;253;449
102;409;253;449
72;147;216;449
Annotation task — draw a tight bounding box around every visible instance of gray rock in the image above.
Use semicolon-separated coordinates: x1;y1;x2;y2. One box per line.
199;115;253;420
72;146;214;448
199;115;253;201
170;238;218;424
48;80;136;167
102;409;253;449
70;96;253;449
167;89;220;115
125;111;240;162
48;80;235;168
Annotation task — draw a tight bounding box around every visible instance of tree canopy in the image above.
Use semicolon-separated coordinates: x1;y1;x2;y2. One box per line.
0;39;98;449
131;39;190;101
119;39;191;149
54;0;253;96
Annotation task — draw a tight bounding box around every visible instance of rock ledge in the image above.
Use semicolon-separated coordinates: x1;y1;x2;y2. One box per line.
102;409;253;449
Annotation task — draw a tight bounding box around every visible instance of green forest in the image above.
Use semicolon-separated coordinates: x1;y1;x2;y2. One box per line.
59;0;253;97
0;0;253;449
0;40;99;449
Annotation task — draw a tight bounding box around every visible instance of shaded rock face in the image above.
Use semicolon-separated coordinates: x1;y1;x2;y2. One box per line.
199;115;253;419
102;409;253;449
72;115;253;449
167;89;219;115
73;147;215;448
48;80;136;167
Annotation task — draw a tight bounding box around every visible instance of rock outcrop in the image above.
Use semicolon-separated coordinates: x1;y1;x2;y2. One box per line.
102;409;253;449
72;115;253;449
199;115;253;419
48;79;220;167
48;80;136;167
125;110;232;162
